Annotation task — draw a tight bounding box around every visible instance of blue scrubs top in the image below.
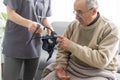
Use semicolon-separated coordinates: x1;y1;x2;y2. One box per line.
2;0;51;59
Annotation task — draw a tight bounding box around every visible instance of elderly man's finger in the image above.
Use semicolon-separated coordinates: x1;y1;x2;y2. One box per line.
54;35;64;39
61;76;70;80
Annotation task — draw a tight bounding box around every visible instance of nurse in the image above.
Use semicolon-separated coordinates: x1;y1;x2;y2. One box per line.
2;0;52;80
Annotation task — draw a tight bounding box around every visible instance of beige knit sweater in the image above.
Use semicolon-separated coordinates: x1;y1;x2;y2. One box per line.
56;15;120;73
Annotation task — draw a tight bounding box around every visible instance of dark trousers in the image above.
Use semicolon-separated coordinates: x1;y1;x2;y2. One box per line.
3;56;39;80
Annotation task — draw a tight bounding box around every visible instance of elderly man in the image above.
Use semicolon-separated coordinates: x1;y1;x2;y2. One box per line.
41;0;120;80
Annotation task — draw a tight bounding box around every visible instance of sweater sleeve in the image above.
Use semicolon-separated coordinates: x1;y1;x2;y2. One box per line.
67;23;120;69
56;20;77;70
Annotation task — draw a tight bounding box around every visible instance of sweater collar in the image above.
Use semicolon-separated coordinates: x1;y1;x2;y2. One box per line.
87;12;100;26
81;12;102;30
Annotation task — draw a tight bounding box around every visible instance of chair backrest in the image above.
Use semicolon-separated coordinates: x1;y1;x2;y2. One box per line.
51;21;70;35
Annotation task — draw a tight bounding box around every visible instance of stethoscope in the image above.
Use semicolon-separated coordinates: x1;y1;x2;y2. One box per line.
33;0;45;23
26;0;53;45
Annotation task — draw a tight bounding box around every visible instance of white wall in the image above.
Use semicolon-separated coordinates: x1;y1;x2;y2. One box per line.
1;0;120;26
50;0;75;22
0;0;6;12
50;0;120;27
97;0;120;26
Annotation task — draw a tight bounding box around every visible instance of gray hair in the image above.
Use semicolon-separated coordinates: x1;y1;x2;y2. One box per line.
85;0;99;9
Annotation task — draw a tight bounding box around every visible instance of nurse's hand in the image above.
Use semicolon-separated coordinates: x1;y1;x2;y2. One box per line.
28;21;42;33
47;26;53;35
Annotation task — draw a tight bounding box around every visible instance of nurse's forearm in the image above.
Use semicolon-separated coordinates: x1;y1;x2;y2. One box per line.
6;6;32;28
42;17;53;30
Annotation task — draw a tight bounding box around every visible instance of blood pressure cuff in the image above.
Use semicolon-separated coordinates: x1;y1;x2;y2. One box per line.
42;31;57;61
26;25;57;61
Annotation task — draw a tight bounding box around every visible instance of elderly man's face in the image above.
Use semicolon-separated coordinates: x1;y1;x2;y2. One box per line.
74;0;93;26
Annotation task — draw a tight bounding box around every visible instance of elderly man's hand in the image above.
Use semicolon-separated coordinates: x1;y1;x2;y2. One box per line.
55;65;70;80
54;35;70;50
